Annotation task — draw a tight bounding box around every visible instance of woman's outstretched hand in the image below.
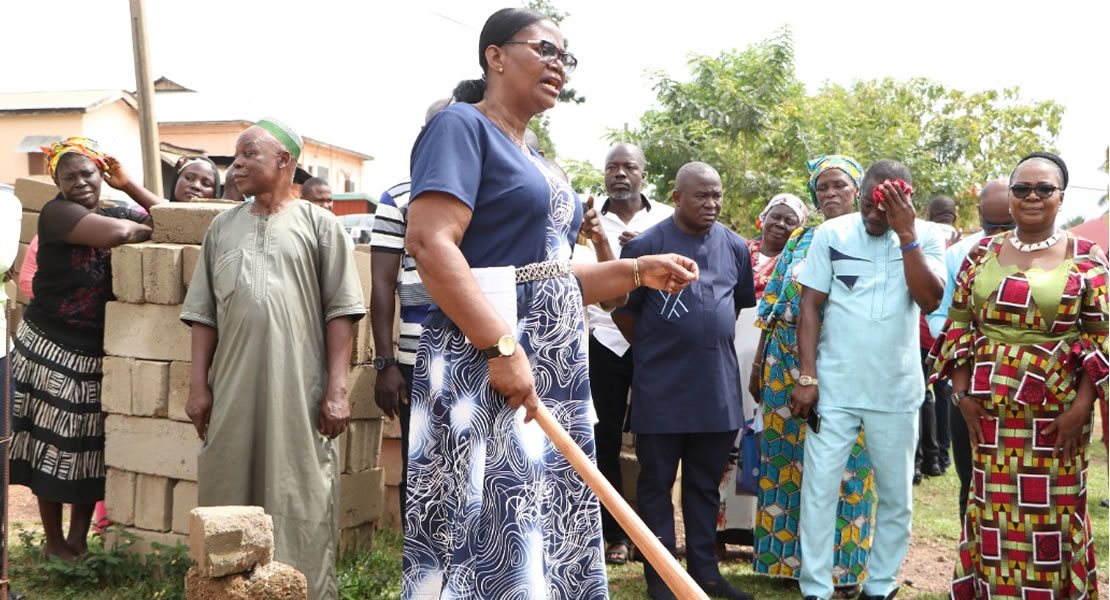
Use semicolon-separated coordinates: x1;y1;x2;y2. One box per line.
636;254;699;294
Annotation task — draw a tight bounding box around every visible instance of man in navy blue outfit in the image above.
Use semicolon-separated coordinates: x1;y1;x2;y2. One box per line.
613;162;756;600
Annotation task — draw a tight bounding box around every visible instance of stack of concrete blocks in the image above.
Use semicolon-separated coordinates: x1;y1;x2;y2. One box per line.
380;408;404;527
8;177;58;330
98;201;386;557
185;506;307;600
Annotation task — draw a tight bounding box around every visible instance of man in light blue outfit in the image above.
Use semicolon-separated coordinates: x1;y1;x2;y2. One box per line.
923;178;1013;522
791;160;945;600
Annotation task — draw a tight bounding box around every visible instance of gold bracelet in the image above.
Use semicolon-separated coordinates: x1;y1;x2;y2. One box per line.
632;258;641;287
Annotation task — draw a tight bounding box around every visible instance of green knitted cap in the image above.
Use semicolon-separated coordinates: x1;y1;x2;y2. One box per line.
255;117;303;160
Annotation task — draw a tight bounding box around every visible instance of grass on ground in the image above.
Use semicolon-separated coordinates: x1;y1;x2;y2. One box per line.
8;441;1108;599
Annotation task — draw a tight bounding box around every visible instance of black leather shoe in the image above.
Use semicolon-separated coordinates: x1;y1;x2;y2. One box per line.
834;584;862;598
858;588;899;600
697;577;754;600
913;468;923;485
923;462;943;477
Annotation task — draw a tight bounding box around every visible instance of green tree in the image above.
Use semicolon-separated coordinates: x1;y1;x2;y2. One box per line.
524;0;585;159
562;158;605;196
615;27;1063;236
1063;215;1086;229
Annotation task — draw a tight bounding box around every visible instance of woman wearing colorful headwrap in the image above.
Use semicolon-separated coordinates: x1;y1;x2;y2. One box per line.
9;137;164;561
171;155;221;202
749;155;875;595
718;192;807;539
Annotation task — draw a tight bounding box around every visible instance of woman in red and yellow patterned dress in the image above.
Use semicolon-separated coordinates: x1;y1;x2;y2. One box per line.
930;152;1107;600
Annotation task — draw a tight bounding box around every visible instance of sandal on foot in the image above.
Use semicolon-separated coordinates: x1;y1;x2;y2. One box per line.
605;542;630;565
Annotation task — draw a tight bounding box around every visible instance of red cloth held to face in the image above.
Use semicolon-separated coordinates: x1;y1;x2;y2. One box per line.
871;179;913;204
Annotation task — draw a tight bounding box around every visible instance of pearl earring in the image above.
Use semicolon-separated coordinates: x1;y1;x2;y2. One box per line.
498;67;504;73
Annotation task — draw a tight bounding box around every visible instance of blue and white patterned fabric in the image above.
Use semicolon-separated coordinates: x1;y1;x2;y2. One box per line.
403;103;606;599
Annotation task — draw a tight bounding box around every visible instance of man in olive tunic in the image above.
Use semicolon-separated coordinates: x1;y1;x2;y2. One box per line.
181;118;366;600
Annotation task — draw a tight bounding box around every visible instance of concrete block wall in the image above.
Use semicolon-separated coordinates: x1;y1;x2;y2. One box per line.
8;177;58;330
81;198;384;554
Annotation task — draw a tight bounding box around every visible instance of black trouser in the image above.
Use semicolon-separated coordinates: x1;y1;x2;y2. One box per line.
398;363;414;526
948;398;973;522
916;349;940;469
636;430;736;587
932;378;952;467
588;334;634;546
916;391;939;469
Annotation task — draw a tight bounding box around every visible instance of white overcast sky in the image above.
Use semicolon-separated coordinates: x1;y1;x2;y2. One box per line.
3;0;1107;224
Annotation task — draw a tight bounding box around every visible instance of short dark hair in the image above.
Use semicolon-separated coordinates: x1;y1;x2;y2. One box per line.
302;176;329;197
452;7;547;103
1010;151;1068;189
861;159;912;192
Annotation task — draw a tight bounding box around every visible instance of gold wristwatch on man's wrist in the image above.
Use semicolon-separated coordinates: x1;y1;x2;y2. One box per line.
796;375;818;387
481;334;517;359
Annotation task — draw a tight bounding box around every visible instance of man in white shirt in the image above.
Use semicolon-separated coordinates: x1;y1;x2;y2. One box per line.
586;143;674;565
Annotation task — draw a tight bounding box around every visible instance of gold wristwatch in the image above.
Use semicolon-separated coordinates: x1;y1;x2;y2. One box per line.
796;375;818;387
481;334;517;359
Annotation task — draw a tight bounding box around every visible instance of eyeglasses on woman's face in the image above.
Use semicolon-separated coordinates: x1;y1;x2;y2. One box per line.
1009;183;1061;200
502;39;577;74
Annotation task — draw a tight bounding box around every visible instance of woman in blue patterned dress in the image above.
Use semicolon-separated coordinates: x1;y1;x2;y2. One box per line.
749;156;876;594
400;9;699;599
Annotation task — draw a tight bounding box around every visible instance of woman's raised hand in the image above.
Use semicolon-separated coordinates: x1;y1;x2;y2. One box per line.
101;155;132;190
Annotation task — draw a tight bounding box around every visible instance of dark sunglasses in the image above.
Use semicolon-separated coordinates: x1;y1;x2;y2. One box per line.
981;221;1016;232
502;39;577;73
1009;183;1061;200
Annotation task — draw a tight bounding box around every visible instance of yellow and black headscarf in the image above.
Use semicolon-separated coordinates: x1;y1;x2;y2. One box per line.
41;136;108;177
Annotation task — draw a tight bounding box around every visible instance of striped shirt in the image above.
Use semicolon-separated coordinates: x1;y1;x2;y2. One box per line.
370;181;431;366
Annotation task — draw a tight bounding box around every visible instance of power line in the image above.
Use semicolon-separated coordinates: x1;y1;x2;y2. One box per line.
429;9;477;31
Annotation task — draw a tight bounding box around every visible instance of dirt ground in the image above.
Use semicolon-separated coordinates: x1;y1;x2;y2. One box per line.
8;484;38;524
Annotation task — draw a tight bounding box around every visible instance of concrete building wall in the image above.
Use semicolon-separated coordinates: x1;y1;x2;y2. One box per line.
160;123;368;193
0;112;83;185
81;99;144;186
158;122;243;157
299;143;367;193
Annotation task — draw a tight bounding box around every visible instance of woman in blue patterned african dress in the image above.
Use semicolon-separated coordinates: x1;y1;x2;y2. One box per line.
400;9;698;599
749;156;875;593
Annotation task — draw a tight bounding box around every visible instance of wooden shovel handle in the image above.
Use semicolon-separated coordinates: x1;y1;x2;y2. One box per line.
532;405;709;600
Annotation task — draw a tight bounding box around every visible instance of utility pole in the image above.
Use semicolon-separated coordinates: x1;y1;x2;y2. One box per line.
129;0;163;195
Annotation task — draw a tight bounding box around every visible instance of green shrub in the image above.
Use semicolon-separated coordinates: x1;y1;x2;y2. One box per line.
11;527;190;600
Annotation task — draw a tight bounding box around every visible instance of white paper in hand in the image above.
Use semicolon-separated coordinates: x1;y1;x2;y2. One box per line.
468;266;518;343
